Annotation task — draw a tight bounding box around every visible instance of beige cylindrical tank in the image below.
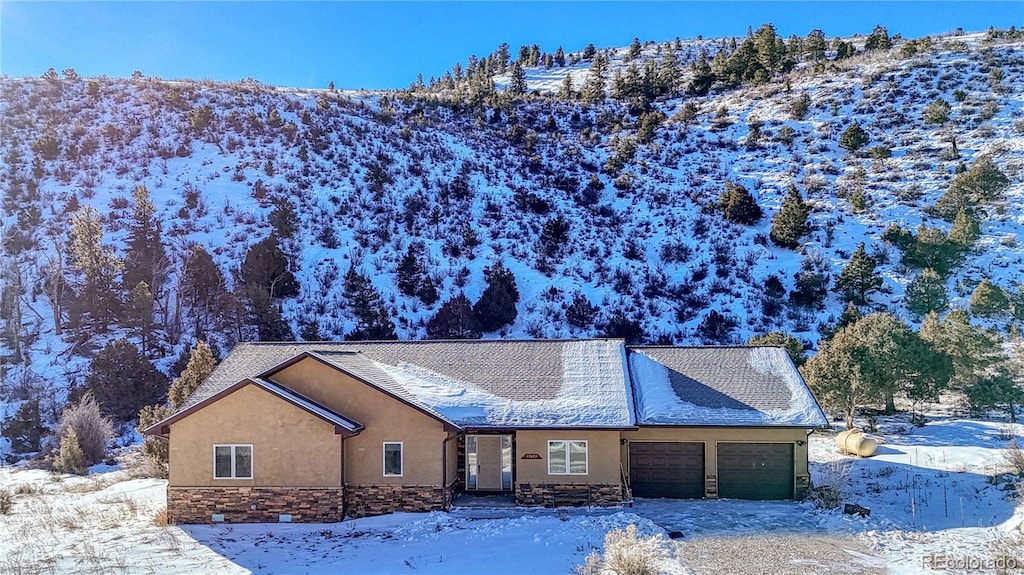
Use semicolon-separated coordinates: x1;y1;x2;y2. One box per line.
836;429;878;457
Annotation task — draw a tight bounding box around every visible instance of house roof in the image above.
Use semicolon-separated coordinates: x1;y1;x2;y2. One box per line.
626;346;829;427
142;377;364;436
172;340;636;430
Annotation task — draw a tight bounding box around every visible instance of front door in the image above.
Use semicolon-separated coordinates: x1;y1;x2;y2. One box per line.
466;434;513;491
477;436;502;490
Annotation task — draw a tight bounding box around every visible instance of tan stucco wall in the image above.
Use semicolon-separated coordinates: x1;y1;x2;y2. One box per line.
514;430;622;484
168;383;341;487
619;427;810;479
271;357;450;486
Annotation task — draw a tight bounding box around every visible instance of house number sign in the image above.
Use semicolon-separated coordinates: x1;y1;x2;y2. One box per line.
521;453;542;459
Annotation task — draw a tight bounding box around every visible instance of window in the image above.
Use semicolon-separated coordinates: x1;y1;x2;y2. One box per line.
214;445;252;479
383;442;403;476
548;440;587;475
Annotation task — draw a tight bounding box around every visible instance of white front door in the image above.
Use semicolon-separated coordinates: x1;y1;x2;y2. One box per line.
467;434;513;491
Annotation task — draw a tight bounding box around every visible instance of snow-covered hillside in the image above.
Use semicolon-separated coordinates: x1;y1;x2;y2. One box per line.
0;28;1022;440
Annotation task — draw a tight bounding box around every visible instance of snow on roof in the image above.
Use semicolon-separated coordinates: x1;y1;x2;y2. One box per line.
628;346;828;427
364;340;634;428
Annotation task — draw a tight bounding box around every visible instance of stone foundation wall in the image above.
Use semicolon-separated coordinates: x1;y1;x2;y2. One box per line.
515;483;623;507
344;484;446;518
168;487;343;524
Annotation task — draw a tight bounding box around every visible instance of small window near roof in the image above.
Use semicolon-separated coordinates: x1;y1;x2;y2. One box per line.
383;442;403;476
214;445;252;479
548;440;587;475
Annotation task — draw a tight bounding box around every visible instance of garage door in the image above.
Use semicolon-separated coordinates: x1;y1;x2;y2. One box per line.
629;442;704;498
717;443;794;500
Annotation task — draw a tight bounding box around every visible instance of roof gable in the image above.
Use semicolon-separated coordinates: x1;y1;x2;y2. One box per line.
142;377;363;436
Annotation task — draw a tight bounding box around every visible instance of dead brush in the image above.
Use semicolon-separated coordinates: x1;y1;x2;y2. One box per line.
808;459;854;510
0;488;13;515
1004;439;1024;476
575;524;669;575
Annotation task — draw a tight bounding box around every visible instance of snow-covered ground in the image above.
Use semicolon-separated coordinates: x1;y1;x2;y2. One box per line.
0;417;1021;574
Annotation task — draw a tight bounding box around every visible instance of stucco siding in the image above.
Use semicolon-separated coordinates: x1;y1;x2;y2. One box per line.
271;357;449;486
514;430;621;485
168;383;341;488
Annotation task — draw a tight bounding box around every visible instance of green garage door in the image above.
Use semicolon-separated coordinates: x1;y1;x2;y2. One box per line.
629;442;704;498
717;443;794;500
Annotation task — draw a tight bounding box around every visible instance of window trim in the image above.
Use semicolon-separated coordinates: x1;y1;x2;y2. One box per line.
547;440;588;475
213;444;253;480
383;441;404;477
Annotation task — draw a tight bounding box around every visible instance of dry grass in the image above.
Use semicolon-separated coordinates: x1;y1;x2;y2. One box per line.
153;508;168;526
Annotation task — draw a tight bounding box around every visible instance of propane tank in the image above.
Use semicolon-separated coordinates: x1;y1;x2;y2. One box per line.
835;429;877;457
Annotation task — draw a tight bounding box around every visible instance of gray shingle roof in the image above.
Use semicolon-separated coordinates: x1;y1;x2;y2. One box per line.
627;346;829;427
176;340;634;429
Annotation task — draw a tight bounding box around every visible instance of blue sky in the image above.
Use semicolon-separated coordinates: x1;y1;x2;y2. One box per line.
1;2;1020;89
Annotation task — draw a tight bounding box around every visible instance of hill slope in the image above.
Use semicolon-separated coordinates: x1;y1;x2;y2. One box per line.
0;28;1022;444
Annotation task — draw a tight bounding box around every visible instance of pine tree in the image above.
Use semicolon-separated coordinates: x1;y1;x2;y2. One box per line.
790;251;830;310
970;278;1011;317
343;265;397;340
948;208;980;247
85;338;169;422
396;244;438;305
67;206;123;332
932;156;1010;220
1;400;45;453
508;62;527;96
718;181;763;225
123;185;167;300
558;74;575;100
748;332;806;366
554;46;566;67
838;123;870;152
581;53;608;104
179;244;231;338
769;185;810;248
834;242;882;304
566;291;599;329
920;309;1010;414
240;235;299;300
239;235;298;340
426;292;481;339
864;25;893;51
803;313;948;428
922;98;952;125
906;268;948;316
167;341;217;409
127;281;156;354
472;261;520;332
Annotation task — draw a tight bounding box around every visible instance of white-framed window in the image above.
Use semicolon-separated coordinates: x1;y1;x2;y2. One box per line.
383;442;403;477
548;440;588;475
214;444;252;479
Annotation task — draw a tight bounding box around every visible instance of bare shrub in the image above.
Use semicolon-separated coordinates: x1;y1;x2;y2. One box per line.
57;392;113;466
808;458;854;509
0;488;12;514
1004;439;1024;475
576;524;670;575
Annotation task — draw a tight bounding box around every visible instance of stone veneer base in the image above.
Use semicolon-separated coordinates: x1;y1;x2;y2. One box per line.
344;484;446;518
515;483;623;507
168;487;343;524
